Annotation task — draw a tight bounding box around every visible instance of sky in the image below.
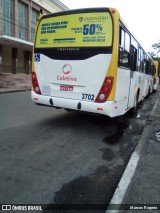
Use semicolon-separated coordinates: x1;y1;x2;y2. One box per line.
60;0;160;52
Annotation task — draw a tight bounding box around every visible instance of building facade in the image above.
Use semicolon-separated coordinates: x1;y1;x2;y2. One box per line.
0;0;68;75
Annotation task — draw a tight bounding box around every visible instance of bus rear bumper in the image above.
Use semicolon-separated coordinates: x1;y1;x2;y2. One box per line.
31;91;123;117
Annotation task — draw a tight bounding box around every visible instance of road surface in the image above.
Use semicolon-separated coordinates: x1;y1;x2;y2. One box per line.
0;91;157;212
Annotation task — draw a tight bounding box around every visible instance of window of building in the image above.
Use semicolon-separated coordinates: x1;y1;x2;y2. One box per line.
2;0;14;36
31;9;39;42
18;1;28;40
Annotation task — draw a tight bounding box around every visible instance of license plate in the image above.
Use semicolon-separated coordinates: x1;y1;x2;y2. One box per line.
60;85;73;91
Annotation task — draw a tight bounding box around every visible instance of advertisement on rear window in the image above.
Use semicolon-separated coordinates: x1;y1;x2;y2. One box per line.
36;12;113;48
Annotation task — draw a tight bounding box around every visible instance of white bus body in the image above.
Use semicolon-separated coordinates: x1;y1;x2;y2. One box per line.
32;8;155;117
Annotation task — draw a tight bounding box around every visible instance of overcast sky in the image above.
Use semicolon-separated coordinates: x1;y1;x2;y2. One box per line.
60;0;160;52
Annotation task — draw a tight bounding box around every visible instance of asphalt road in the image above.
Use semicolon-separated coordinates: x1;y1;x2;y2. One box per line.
0;91;158;213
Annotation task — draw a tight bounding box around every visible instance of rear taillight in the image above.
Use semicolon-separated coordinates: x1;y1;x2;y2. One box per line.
32;72;41;95
95;76;114;103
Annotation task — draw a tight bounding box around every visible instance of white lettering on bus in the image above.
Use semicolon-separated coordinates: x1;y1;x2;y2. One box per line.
57;75;77;81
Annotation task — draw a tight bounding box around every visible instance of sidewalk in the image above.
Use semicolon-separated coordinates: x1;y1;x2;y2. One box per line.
123;90;160;211
107;89;160;213
0;73;31;94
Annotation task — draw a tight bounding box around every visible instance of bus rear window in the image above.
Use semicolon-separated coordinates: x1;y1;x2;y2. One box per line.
35;12;113;48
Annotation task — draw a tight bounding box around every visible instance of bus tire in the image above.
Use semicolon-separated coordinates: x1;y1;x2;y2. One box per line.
153;89;157;93
145;88;149;98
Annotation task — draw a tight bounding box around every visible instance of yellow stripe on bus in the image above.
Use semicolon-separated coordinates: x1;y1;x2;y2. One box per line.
107;9;120;101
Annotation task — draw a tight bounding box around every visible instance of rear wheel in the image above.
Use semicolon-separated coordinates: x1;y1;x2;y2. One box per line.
153;88;157;93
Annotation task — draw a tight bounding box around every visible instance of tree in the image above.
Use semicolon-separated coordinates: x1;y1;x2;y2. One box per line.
152;40;160;57
148;40;160;72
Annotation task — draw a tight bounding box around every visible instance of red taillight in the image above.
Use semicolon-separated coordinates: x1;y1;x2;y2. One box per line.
95;76;114;103
32;72;41;95
102;86;109;93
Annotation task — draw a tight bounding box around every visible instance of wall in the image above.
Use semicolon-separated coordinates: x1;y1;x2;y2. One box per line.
17;49;24;73
2;46;12;73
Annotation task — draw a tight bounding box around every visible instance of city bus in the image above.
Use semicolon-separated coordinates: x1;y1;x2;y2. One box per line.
31;8;155;117
153;60;159;92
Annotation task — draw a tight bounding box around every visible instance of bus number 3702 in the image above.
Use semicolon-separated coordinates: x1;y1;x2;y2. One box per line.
82;93;95;101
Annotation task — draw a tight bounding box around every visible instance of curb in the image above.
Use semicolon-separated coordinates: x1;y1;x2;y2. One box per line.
105;92;159;213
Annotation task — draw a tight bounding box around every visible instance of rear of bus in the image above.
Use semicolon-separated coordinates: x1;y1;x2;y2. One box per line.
32;8;119;117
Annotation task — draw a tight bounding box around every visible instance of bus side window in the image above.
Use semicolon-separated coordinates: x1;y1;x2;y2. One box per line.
130;45;137;71
137;47;143;72
145;56;150;74
119;28;130;69
145;59;149;74
119;27;125;48
143;54;147;73
142;51;146;73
